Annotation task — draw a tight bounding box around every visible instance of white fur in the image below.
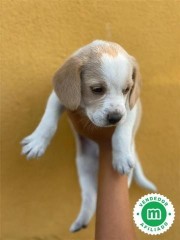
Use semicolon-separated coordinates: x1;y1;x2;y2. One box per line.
21;90;157;232
112;104;137;174
21;91;64;159
21;41;157;232
85;53;132;127
101;53;131;88
69;126;98;232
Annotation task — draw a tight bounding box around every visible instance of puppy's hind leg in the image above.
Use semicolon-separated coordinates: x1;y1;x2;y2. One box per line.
69;133;99;232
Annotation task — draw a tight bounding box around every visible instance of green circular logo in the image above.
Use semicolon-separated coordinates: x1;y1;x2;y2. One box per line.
133;194;175;235
141;201;167;226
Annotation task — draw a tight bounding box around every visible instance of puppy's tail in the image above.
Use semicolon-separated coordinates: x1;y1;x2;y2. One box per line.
133;158;157;192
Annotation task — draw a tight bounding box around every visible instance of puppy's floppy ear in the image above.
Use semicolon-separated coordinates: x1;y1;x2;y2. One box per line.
53;56;82;110
129;57;141;109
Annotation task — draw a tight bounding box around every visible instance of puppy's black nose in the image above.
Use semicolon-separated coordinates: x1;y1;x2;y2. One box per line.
107;112;122;124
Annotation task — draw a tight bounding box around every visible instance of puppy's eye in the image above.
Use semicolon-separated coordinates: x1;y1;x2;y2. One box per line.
122;87;130;95
90;86;104;94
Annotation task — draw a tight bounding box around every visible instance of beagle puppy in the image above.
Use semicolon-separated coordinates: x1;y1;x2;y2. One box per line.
21;40;157;232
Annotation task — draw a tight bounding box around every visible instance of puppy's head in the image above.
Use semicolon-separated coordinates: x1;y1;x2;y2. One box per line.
53;40;141;127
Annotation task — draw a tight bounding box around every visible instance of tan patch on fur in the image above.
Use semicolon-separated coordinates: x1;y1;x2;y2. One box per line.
67;109;115;142
97;45;119;57
53;57;82;110
129;57;141;109
93;41;128;59
53;40;133;111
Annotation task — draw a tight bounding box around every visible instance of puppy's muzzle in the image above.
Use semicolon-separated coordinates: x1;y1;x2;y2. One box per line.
107;112;122;124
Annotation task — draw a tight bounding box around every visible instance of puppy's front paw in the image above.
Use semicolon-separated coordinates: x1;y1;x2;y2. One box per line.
112;153;134;175
21;133;49;160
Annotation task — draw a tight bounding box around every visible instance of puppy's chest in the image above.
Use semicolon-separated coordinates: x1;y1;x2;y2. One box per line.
67;109;116;142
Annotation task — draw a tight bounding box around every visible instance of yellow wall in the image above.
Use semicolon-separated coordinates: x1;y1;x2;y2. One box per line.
1;1;180;239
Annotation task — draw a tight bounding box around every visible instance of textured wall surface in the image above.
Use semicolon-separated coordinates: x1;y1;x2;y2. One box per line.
1;0;180;239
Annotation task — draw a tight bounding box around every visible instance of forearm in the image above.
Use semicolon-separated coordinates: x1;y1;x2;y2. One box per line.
95;142;136;240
